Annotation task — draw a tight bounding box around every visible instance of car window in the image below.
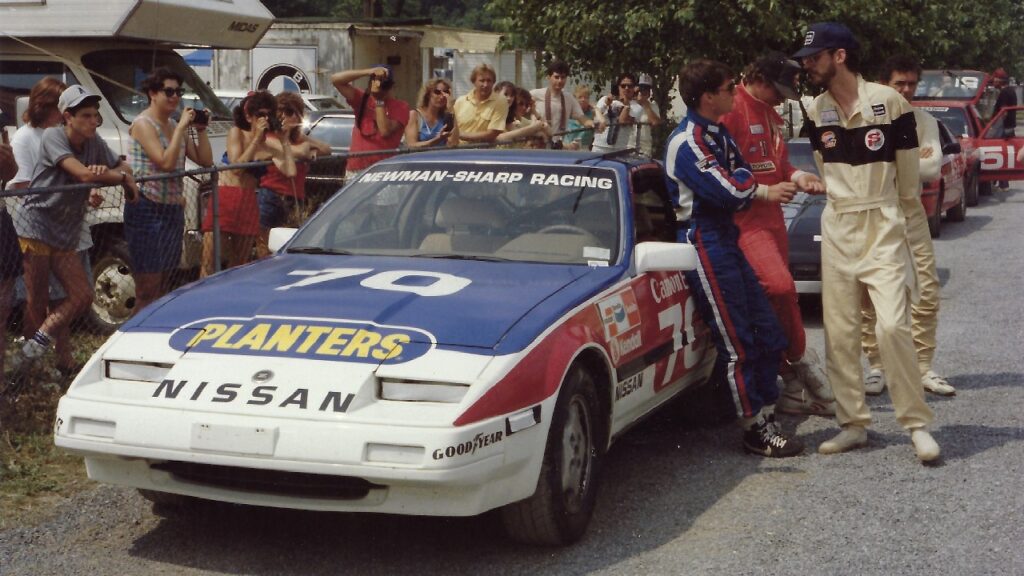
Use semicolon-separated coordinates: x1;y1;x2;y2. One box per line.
630;169;677;243
307;96;346;111
982;108;1024;139
307;117;355;150
918;106;971;138
915;71;985;100
289;162;621;265
0;60;80;128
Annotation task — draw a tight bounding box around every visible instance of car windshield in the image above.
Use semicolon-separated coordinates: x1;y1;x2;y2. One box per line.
82;49;232;124
307;96;347;111
917;106;971;138
307;116;355;150
288;162;621;265
915;70;985;100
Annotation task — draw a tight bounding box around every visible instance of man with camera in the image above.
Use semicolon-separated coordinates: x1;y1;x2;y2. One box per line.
530;60;594;147
331;65;409;180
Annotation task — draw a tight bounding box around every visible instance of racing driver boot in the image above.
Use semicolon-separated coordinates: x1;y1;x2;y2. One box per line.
910;427;941;462
775;378;836;416
788;349;835;402
818;425;868;455
742;410;804;458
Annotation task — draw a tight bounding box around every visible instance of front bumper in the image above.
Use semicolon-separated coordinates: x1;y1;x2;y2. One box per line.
55;396;548;516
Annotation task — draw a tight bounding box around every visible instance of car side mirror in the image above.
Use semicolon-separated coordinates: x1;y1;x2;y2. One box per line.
268;227;297;253
635;242;698;274
942;141;962;155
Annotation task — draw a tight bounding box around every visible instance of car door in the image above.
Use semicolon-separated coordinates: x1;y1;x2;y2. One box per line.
606;166;712;437
976;106;1024;182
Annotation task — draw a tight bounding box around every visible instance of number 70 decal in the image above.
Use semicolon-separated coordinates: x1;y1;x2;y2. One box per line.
657;296;700;386
276;268;472;297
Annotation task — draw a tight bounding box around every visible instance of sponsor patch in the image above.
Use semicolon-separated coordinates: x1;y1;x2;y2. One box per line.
821;131;838;149
865;128;885;151
695;154;719;171
169;317;433;364
749;146;759;154
609;329;643;364
750;160;777;172
596;290;642;340
804;31;815;46
871;103;887;117
749;124;765;135
821;109;840;124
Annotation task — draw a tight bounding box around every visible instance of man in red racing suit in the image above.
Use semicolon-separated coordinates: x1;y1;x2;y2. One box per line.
719;53;836;416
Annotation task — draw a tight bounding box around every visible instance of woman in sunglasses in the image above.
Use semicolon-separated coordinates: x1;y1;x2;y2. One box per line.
592;72;644;153
405;78;460;148
200;90;295;277
128;67;213;308
254;91;331;257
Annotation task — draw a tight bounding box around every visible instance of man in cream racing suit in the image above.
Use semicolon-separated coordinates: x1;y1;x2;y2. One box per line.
665;59;801;458
719;52;836;417
796;22;939;461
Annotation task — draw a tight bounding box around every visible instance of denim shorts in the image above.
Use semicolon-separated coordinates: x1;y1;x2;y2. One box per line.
124;194;184;274
257;187;296;229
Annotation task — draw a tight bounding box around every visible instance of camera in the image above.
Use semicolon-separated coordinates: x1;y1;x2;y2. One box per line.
265;114;282;132
191;108;210;125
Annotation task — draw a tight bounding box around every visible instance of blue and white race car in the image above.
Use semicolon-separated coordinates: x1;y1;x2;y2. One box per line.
54;149;715;545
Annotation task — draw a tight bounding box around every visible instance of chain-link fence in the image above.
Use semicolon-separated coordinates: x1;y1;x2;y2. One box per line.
0;125;663;409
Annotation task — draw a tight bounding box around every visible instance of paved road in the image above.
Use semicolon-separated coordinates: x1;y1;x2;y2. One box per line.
2;186;1022;576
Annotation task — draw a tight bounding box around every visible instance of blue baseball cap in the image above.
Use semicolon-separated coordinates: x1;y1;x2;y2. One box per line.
793;22;860;59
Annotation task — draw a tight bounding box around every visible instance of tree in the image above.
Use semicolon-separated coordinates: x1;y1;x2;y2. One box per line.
488;0;1024;119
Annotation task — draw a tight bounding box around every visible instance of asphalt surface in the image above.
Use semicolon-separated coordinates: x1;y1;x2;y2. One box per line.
1;185;1022;576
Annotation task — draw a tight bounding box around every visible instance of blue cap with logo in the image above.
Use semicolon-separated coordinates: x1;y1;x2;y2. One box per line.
793;22;860;59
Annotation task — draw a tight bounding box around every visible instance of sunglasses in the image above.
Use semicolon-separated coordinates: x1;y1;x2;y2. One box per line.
433;88;451;96
160;87;185;98
619;83;636;89
280;107;300;116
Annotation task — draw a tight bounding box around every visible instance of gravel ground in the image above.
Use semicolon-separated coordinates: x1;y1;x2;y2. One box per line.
1;186;1022;576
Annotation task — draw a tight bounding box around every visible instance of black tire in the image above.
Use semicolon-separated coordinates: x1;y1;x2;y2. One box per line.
927;190;942;238
87;239;137;334
966;169;980;207
500;365;604;546
979;179;993;196
947;185;967;222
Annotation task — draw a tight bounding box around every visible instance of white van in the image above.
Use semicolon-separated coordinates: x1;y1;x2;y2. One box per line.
0;0;274;332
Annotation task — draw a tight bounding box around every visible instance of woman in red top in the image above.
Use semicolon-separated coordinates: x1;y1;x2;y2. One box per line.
201;91;294;277
329;65;409;181
255;91;331;258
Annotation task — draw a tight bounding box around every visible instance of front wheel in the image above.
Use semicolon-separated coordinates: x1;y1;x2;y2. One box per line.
87;239;136;334
500;366;604;546
927;191;942;238
966;170;980;207
947;186;967;222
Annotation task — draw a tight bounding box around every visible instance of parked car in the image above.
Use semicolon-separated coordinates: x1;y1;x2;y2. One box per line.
215;90;349;115
921;120;968;237
54;149;716;545
303;109;356;208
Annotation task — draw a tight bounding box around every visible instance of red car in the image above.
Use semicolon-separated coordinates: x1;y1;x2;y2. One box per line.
921;120;968;237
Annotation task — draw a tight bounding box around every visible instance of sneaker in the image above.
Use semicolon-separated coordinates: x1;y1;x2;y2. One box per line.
910;428;940;462
791;349;834;402
819;426;868;454
742;416;804;458
22;337;49;359
864;369;885;396
776;387;836;416
921;370;955;396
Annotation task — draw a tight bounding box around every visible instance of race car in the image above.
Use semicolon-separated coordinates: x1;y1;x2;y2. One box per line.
54;149;716;545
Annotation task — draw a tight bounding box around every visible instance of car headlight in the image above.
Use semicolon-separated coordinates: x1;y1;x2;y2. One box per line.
378;378;470;403
105;360;174;383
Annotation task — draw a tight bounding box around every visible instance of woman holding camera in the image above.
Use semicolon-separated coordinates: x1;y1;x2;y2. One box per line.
128;67;212;309
405;78;459;148
497;87;552;148
200;90;294;277
330;66;409;181
592;72;643;153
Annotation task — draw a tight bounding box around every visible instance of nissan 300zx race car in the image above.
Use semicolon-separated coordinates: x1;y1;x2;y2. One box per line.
54;149;715;545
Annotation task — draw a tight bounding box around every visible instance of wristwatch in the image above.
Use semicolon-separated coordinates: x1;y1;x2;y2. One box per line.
375;99;386;107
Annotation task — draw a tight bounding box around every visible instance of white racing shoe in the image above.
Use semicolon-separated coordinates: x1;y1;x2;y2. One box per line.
776;382;836;416
790;349;834;402
922;370;956;397
911;428;941;462
819;426;868;455
864;368;886;396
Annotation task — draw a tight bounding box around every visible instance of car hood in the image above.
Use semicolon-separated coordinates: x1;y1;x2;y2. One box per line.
126;254;621;352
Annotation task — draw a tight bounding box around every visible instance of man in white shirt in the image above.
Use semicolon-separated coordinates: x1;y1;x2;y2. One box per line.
628;74;663;157
531;60;594;144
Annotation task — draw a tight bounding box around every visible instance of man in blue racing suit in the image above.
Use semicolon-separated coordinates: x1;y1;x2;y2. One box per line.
665;59;801;457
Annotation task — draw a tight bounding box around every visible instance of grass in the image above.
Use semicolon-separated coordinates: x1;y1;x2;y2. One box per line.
0;329;108;529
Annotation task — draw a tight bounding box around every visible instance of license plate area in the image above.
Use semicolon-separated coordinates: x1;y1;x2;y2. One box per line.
190;423;278;456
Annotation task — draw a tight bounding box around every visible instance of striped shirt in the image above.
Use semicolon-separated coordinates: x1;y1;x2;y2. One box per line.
130;115;185;205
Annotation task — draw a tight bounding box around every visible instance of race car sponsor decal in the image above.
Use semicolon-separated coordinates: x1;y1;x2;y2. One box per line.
920;106;950;112
153;379;355;413
615;371;644;401
596;290;641;340
821;131;838;149
865;128;885;151
979;145;1019;170
871;103;887;117
749;124;765;135
432;430;504;460
359;169;613;189
695;154;719;171
803;30;815;45
751;160;777;173
821;109;840;124
168;317;434;364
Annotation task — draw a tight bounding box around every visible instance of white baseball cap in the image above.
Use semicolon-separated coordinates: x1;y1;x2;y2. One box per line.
58;85;102;113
